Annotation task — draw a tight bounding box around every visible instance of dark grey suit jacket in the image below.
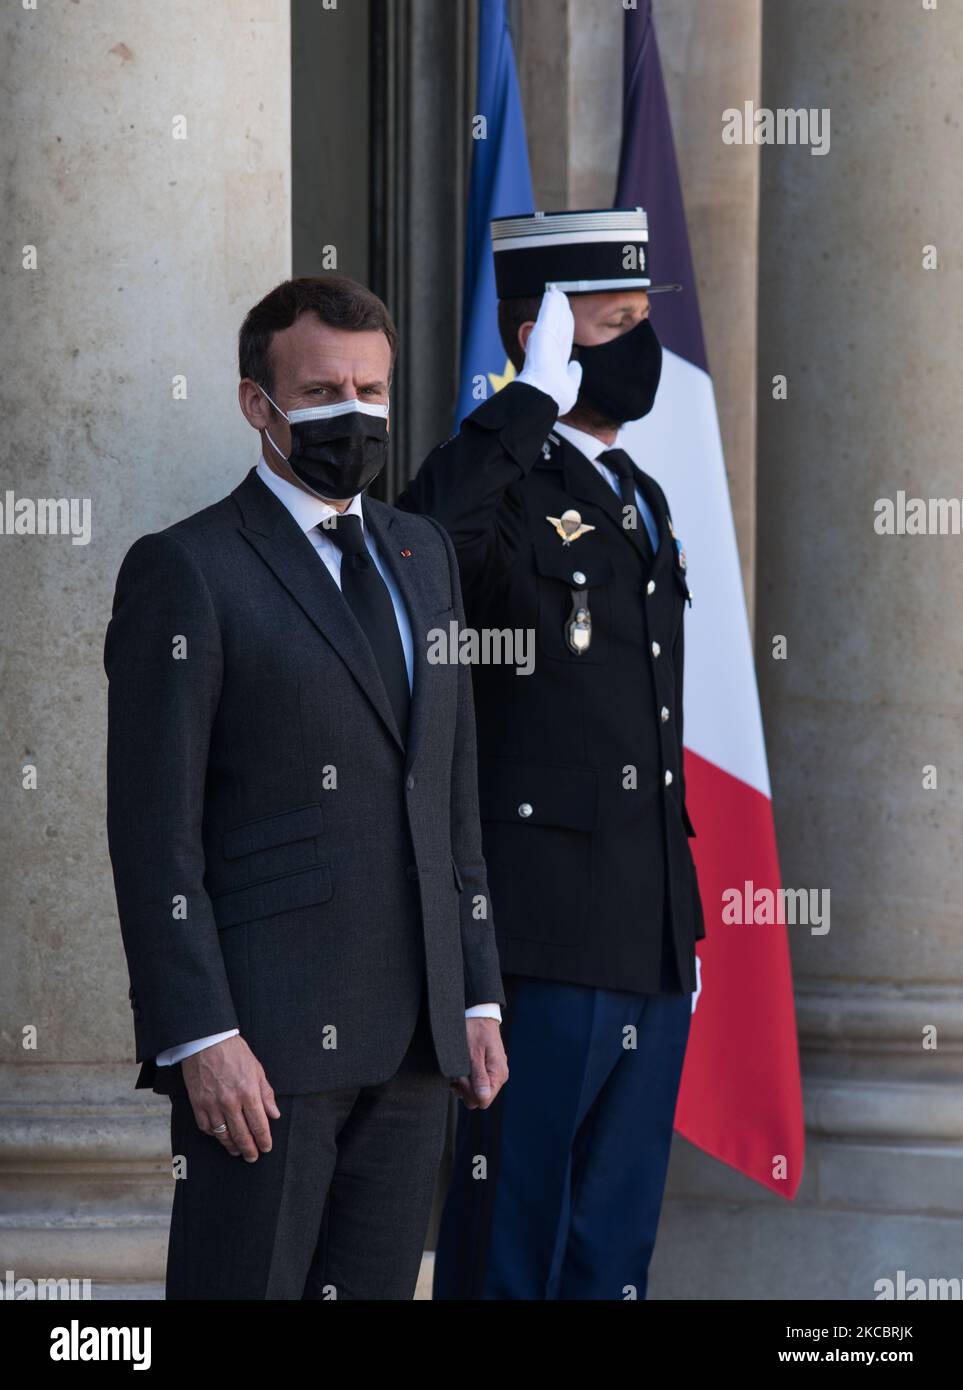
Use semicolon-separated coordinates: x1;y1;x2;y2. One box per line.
104;467;504;1097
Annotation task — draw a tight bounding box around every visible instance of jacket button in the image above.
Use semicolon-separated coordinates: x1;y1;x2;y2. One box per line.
661;706;670;722
406;775;415;791
664;770;673;786
651;641;661;658
646;580;656;595
572;570;586;585
518;802;533;818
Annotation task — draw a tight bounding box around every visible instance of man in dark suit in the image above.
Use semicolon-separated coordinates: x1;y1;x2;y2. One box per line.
397;209;704;1299
105;275;507;1300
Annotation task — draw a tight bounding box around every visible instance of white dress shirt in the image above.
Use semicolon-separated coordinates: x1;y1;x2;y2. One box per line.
553;421;660;552
155;458;500;1068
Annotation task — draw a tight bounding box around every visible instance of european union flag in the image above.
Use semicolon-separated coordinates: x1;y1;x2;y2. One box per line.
454;0;534;428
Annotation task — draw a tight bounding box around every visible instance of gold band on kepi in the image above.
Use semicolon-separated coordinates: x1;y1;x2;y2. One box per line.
491;207;682;298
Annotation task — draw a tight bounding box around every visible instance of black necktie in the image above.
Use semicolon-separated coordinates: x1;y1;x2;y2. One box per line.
598;448;654;562
325;513;410;744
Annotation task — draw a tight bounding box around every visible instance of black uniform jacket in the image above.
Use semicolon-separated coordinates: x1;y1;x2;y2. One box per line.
397;381;704;995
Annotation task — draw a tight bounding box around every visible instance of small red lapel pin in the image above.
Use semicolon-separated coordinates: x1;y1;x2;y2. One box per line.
400;548;412;558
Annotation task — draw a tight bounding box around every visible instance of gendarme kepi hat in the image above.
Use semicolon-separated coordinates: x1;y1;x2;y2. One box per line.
490;207;681;298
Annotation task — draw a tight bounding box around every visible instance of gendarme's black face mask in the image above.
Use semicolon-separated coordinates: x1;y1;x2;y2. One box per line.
573;317;663;425
260;389;389;499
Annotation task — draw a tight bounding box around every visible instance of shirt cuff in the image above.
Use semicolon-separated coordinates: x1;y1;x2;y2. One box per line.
155;1029;240;1066
465;1003;502;1023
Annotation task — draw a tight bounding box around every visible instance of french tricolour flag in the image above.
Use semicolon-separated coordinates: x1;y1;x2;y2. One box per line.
616;2;805;1198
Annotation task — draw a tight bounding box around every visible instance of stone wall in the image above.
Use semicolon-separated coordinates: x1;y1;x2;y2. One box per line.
0;0;291;1294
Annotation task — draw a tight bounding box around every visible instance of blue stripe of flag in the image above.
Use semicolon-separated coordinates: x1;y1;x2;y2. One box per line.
455;0;534;427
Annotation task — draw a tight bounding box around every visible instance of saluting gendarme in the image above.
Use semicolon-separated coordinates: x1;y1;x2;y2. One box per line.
398;206;703;1300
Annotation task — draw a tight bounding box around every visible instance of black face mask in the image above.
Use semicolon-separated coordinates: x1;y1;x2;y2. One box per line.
573;318;663;424
261;390;389;499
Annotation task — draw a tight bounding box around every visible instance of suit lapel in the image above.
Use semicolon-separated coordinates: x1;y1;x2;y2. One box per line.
232;469;405;753
361;497;439;774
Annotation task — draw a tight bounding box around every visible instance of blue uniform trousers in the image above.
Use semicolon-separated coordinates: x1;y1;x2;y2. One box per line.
433;972;692;1300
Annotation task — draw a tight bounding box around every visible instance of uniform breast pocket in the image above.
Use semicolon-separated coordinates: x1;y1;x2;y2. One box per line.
531;539;613;665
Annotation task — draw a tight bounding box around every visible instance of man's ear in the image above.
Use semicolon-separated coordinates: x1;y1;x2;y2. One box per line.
517;321;536;357
239;378;271;431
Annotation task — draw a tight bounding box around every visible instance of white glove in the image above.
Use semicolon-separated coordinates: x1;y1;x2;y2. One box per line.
691;954;702;1015
516;284;583;415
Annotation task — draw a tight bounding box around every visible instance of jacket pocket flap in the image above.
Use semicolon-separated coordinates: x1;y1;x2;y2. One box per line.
531;539;613;588
223;803;324;860
479;760;598;832
213;865;333;929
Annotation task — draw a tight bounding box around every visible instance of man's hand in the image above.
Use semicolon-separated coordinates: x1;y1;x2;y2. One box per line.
516;285;583;415
181;1035;281;1161
449;1017;508;1110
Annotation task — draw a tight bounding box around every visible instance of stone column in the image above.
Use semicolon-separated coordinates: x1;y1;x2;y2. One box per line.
655;0;963;1297
0;0;290;1295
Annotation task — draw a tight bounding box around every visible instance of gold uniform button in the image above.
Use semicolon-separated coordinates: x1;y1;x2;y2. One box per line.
651;641;661;658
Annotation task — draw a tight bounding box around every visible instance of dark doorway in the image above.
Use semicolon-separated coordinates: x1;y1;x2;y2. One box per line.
292;0;476;498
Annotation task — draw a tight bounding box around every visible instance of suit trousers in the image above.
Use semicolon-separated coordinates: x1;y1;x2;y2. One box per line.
433;967;692;1300
165;982;450;1300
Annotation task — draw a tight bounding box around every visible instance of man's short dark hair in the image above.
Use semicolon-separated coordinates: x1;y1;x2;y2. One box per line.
239;276;398;398
497;295;543;373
